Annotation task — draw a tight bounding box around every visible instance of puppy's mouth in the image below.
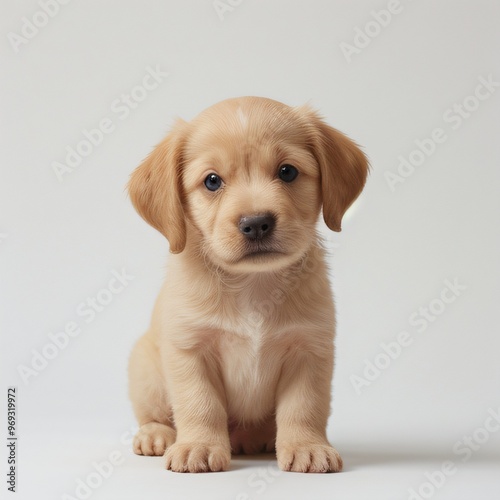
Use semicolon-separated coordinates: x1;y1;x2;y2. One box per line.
240;249;285;261
237;241;286;262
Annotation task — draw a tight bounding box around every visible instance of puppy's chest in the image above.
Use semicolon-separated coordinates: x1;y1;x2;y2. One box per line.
216;299;274;380
217;328;280;418
215;292;285;417
217;280;284;334
219;330;265;373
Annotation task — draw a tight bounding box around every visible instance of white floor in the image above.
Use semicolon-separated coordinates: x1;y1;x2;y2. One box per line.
18;430;500;500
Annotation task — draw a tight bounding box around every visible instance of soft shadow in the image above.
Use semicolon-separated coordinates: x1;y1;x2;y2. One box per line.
226;446;499;473
338;443;500;471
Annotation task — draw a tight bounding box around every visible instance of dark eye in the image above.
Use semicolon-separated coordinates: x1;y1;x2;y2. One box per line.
278;164;299;183
204;173;222;191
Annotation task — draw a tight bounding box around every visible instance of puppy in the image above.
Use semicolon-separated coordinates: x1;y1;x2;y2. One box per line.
127;96;368;473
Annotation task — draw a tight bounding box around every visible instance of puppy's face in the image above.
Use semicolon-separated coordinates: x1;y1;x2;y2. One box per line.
129;97;369;273
182;101;322;273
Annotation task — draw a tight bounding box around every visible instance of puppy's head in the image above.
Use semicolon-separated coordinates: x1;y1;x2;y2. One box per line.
129;97;368;273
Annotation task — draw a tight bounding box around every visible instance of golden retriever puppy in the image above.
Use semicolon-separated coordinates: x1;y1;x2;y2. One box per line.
127;96;368;473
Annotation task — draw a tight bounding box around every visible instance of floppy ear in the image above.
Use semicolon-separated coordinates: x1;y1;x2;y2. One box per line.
306;110;369;232
128;120;187;253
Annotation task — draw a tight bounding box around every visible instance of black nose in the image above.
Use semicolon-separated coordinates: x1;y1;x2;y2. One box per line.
238;213;276;241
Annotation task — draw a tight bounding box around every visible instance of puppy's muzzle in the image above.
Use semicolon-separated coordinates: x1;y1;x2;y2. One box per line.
238;213;276;241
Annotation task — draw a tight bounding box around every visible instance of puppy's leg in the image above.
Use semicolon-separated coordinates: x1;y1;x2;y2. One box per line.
129;334;176;456
275;348;343;473
163;345;231;473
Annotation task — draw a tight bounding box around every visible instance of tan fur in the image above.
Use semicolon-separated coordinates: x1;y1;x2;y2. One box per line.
127;96;368;473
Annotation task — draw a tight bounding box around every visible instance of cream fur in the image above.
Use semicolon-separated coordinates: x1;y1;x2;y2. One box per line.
127;96;368;473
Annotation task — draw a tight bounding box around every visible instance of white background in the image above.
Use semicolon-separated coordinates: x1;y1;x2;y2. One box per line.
1;1;499;499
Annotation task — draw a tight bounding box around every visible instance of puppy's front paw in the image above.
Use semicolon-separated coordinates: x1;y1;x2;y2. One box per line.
277;442;343;473
133;422;176;456
164;442;231;473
